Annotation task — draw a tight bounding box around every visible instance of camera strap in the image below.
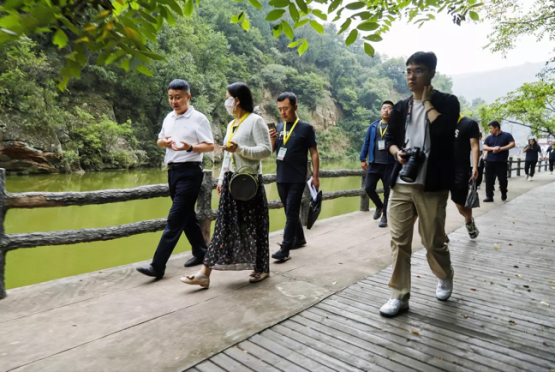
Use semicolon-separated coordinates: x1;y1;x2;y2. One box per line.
404;97;430;152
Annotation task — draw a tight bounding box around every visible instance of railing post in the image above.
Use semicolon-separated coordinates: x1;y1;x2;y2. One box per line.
0;169;7;299
360;172;369;211
517;158;521;177
197;170;214;245
507;157;512;178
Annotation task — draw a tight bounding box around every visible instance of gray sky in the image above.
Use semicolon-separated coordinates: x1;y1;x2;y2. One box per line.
374;14;552;75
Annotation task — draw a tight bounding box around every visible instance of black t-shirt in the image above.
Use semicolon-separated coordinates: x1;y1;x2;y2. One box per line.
373;122;389;164
524;143;542;162
275;120;317;183
484;132;515;162
453;117;480;170
548;146;555;160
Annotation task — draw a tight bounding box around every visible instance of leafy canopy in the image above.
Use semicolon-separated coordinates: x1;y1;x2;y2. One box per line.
0;0;482;89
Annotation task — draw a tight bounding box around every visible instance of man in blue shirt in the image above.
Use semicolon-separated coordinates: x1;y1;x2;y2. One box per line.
359;101;395;227
482;121;515;202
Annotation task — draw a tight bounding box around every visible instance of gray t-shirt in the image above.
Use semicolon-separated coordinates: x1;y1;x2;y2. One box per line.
397;100;430;185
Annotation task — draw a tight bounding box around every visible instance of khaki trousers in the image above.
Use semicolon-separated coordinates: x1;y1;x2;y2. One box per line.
387;184;453;300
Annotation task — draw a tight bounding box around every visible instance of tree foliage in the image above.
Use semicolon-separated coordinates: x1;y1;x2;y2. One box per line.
480;80;555;137
484;0;555;76
0;0;482;88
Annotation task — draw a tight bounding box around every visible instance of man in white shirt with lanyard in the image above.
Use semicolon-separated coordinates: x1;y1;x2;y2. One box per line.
137;79;214;279
269;92;320;262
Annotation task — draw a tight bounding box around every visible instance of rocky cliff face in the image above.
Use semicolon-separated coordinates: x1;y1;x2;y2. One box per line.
0;115;63;175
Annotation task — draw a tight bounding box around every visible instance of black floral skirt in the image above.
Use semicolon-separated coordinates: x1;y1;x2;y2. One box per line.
203;172;270;273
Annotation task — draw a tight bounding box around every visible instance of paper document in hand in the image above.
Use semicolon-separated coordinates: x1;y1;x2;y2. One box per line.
307;177;318;201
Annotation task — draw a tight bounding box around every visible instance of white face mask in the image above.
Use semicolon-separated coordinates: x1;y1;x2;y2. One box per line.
225;97;236;115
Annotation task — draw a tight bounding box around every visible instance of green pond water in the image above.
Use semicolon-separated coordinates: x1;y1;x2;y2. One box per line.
4;160;377;289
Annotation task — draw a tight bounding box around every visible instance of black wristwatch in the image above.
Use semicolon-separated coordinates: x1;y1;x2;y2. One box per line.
187;145;194;153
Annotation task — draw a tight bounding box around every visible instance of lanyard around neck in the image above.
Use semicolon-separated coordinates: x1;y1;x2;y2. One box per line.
283;118;299;146
379;121;388;138
227;113;249;146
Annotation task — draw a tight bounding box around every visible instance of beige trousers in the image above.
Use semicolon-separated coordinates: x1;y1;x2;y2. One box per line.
387;183;453;300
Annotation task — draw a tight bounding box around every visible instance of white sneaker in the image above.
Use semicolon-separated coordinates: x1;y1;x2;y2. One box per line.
379;298;409;317
465;218;479;239
529;176;533;181
550;171;553;175
436;277;453;301
525;175;529;180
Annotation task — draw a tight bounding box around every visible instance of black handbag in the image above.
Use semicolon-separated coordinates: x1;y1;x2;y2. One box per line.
465;178;480;209
229;166;258;201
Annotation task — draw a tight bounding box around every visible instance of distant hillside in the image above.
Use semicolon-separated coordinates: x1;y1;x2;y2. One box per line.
451;62;545;103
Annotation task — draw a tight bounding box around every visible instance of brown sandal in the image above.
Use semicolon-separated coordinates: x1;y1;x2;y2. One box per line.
249;272;269;283
180;272;210;288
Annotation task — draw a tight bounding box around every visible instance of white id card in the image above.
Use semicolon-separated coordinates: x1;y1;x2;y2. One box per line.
378;140;386;150
277;147;287;161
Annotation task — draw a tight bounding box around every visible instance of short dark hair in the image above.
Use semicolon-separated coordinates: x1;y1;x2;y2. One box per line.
227;82;254;113
168;79;190;93
489;120;501;129
406;52;437;71
382;100;394;108
277;92;297;107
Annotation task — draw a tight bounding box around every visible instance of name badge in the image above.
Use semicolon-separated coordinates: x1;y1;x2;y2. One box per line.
378;140;386;151
277;147;287;161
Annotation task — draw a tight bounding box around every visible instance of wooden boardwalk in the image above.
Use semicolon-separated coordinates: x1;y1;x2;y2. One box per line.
187;182;555;372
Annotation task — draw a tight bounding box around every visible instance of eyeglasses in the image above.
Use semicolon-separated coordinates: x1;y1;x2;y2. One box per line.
405;68;427;77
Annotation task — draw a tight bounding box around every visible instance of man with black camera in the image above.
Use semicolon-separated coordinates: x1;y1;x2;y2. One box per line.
482;121;515;202
269;92;320;262
380;52;460;317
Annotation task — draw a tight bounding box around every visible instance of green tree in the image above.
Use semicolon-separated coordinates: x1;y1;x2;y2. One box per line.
0;0;483;88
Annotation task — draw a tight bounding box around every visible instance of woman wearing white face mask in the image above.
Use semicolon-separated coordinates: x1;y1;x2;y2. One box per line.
181;82;273;287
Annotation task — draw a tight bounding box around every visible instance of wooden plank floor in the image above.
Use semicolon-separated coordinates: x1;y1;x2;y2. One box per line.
187;183;555;372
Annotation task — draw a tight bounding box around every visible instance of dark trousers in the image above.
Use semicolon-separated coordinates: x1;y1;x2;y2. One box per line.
549;160;554;172
364;164;391;216
152;164;207;273
476;159;485;188
277;182;306;251
525;161;537;177
485;161;508;199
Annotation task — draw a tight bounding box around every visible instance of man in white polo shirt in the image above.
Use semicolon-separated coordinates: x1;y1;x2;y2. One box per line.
137;79;214;279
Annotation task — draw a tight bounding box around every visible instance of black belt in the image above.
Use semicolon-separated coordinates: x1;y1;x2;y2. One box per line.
167;162;202;170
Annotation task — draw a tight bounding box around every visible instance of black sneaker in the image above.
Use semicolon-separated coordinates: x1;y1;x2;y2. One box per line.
292;238;307;249
483;197;494;202
272;249;290;262
501;192;507;201
378;215;387;228
373;207;383;220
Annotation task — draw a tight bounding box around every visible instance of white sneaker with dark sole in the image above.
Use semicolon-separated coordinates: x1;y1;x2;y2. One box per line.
436;277;453;301
379;298;409;317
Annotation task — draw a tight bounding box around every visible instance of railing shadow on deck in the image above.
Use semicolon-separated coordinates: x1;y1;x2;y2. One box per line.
0;167;377;299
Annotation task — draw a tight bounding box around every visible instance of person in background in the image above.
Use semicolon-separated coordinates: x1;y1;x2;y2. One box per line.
523;137;543;181
181;82;272;287
476;132;485;189
547;140;555;175
450;115;480;239
360;101;396;228
136;79;214;279
269;92;320;262
482;121;515;202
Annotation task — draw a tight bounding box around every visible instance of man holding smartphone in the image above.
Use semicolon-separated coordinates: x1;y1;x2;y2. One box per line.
269;92;320;262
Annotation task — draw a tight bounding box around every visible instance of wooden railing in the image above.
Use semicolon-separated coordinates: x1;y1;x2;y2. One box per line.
506;157;550;178
0;167;377;299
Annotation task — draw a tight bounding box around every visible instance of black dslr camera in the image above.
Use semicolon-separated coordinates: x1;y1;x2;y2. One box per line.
399;147;426;183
